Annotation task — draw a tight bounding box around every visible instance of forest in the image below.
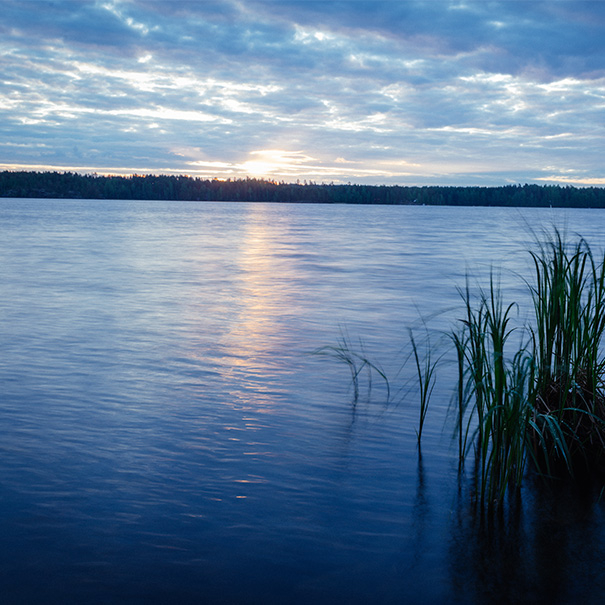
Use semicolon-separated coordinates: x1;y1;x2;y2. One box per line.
1;170;605;207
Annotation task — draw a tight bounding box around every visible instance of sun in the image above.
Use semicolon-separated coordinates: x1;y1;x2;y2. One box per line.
240;149;309;178
243;160;277;176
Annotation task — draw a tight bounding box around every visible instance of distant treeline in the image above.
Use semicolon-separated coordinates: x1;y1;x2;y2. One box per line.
1;170;605;207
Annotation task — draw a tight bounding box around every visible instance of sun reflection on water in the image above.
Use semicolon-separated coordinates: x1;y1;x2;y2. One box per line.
217;204;296;376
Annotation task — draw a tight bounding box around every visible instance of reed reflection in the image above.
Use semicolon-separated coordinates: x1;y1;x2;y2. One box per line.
411;448;429;567
449;475;605;603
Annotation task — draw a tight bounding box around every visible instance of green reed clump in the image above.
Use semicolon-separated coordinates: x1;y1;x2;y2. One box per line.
453;276;535;506
528;230;605;474
454;230;605;508
323;230;605;510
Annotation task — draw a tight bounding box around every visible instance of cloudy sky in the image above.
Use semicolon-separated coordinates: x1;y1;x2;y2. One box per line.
1;1;604;186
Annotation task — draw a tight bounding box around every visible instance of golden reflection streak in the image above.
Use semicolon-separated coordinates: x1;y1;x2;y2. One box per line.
181;203;297;420
219;204;293;373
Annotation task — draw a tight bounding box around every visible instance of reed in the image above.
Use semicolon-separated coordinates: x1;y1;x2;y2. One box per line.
409;327;439;446
324;229;605;509
315;330;390;404
527;230;605;474
450;326;471;466
454;229;605;508
452;275;534;505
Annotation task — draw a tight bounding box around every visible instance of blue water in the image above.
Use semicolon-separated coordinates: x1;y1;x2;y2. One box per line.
2;199;605;603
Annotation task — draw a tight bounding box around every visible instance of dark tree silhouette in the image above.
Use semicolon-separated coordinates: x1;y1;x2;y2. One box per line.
1;171;604;207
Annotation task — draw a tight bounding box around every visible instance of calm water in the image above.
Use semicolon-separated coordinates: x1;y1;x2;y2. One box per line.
2;199;605;603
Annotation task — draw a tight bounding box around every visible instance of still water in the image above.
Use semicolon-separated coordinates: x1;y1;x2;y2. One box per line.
1;199;605;603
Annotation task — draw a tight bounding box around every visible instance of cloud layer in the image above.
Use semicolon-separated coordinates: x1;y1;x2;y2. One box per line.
1;0;604;185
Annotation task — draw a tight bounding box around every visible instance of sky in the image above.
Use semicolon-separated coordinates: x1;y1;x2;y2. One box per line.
1;0;605;186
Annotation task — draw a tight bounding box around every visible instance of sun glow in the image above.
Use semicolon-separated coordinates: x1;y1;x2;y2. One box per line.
242;160;277;176
239;149;312;177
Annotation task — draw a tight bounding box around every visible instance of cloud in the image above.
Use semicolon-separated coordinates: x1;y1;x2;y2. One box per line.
0;0;603;186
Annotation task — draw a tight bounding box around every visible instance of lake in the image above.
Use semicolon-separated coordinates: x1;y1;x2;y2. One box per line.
1;199;605;603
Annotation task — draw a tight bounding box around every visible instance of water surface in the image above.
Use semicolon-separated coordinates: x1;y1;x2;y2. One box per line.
2;199;605;603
